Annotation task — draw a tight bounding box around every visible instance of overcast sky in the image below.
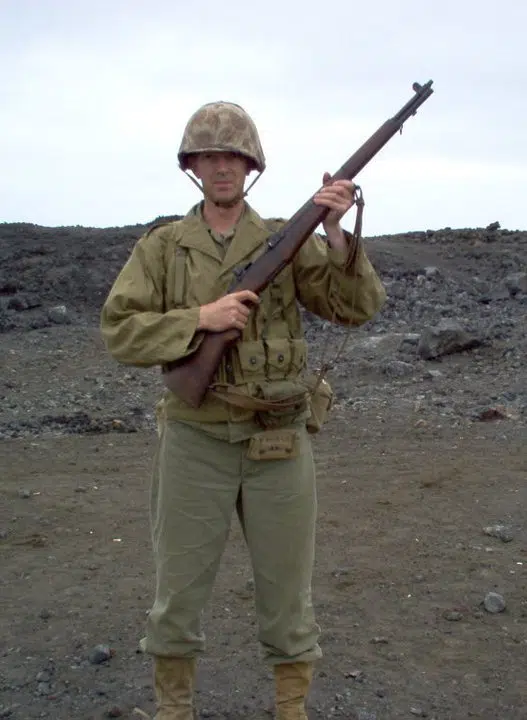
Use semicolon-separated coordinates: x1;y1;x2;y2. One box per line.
1;0;526;235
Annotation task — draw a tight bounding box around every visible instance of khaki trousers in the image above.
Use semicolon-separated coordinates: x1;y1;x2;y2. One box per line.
142;419;321;664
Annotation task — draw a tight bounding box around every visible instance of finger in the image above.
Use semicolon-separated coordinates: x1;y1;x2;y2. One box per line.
234;289;260;304
331;179;356;192
233;313;248;330
313;195;351;211
229;310;246;328
316;183;352;198
315;191;354;210
237;304;251;319
322;171;332;186
319;182;354;199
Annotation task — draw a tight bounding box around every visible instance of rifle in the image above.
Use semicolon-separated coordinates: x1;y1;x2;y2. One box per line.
162;80;434;408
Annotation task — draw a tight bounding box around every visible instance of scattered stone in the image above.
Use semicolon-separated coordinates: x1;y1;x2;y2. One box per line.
483;592;506;614
357;711;377;720
424;266;440;278
39;609;52;620
7;294;30;311
106;707;123;718
483;525;514;543
417;319;483;360
381;360;415;377
423;368;442;379
409;707;428;717
345;669;365;680
443;610;464;622
504;272;527;296
331;567;351;579
476;405;516;422
18;489;31;499
48;305;71;324
90;644;113;665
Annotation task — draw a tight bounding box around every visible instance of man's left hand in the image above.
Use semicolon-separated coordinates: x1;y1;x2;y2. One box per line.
313;172;356;250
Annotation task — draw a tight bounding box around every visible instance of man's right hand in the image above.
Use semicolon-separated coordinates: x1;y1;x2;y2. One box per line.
198;290;260;332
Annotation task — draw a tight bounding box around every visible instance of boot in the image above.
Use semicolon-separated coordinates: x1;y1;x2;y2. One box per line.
153;656;196;720
274;662;314;720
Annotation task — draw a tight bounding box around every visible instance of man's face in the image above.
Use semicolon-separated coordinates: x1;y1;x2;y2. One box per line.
188;151;250;208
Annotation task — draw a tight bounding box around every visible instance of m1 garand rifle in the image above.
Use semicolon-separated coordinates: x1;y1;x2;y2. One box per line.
162;80;434;408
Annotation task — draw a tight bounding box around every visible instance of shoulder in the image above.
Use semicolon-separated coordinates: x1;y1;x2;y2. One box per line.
263;217;287;232
142;205;203;245
138;218;190;253
144;218;182;240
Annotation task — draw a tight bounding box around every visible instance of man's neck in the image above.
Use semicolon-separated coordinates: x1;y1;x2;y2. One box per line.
202;199;245;234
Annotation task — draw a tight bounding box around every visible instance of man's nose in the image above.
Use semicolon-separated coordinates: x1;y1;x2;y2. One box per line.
214;155;230;171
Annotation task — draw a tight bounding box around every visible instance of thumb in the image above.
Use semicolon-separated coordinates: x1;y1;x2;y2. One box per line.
322;171;332;186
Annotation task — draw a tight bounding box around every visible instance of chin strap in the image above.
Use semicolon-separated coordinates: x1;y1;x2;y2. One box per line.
242;171;263;195
183;172;205;193
183;169;264;199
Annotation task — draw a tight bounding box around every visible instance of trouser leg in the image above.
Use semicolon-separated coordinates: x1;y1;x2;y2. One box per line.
239;424;322;664
142;421;241;657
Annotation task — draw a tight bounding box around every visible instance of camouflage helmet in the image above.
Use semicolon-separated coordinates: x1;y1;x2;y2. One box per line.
178;101;266;173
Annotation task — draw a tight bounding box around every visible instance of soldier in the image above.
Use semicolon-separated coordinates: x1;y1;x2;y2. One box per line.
100;101;386;719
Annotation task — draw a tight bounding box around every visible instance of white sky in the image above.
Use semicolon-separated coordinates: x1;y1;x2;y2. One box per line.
1;0;526;235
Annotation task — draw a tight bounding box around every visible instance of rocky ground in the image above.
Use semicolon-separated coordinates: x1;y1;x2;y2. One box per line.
0;218;526;719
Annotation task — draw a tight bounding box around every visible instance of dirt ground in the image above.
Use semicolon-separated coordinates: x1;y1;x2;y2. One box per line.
1;219;526;718
1;412;526;720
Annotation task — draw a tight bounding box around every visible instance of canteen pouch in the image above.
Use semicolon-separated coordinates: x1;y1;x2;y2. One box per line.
304;373;334;434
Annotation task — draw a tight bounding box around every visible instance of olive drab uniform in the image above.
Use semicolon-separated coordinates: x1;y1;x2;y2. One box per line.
100;98;386;719
100;202;386;663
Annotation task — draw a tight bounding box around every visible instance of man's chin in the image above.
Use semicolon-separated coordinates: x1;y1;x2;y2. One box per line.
211;192;244;209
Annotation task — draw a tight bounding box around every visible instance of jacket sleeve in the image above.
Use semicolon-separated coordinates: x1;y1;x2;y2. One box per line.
100;228;203;367
292;231;386;325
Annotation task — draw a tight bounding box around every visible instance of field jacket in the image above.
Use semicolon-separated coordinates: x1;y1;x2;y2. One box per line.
100;203;386;423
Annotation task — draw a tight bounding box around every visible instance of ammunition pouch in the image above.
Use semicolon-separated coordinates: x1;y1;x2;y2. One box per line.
247;428;300;461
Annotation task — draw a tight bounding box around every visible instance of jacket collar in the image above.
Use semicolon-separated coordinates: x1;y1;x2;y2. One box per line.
176;205;222;261
220;203;269;277
177;202;270;272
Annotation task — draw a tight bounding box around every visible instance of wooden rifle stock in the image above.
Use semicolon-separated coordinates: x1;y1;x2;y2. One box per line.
162;80;434;407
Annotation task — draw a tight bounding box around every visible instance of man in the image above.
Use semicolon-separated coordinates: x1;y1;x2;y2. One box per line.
100;101;386;720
